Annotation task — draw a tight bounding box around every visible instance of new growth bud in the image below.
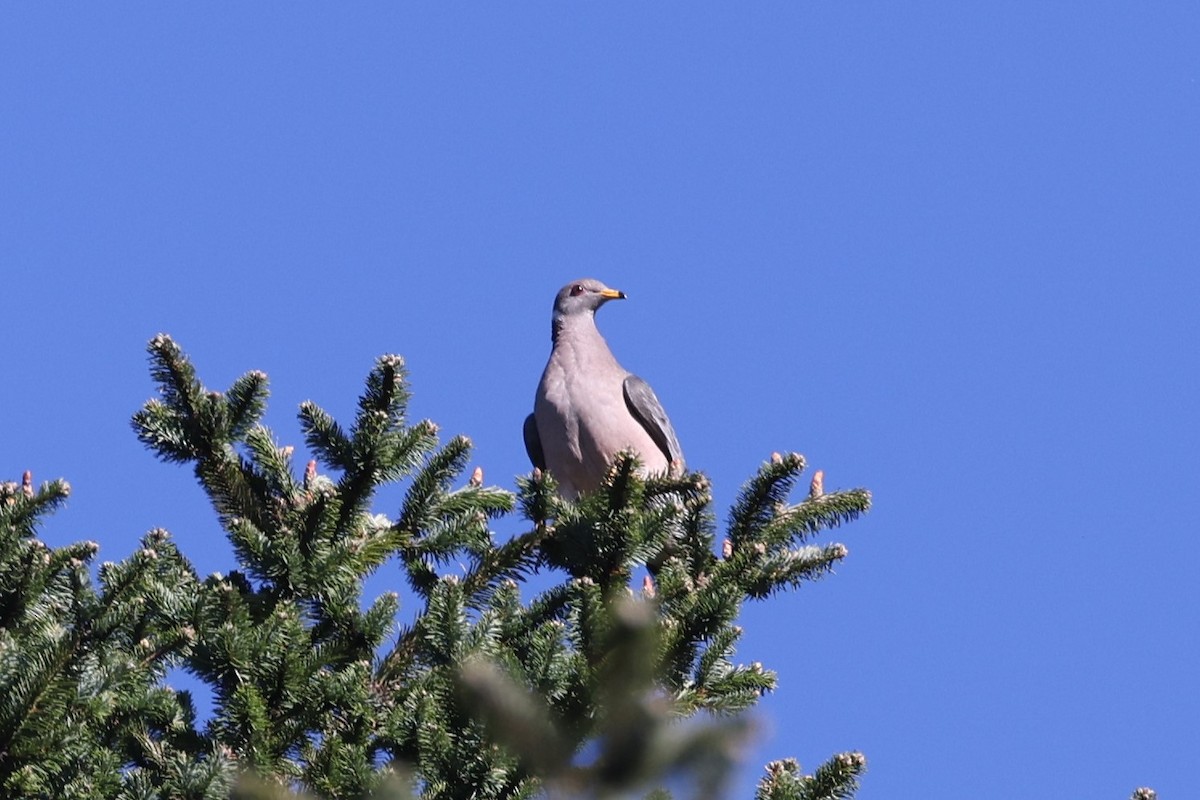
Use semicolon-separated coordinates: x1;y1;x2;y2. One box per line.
809;469;824;498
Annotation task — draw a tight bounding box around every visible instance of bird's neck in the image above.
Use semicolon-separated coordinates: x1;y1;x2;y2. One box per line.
551;312;598;346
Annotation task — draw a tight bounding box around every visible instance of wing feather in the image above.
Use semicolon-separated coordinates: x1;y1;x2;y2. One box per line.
622;375;684;468
523;413;546;470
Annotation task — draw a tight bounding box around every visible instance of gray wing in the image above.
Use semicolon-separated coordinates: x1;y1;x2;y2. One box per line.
523;413;546;471
622;374;684;468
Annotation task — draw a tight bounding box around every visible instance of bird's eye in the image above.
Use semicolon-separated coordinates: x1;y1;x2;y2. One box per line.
570;284;585;296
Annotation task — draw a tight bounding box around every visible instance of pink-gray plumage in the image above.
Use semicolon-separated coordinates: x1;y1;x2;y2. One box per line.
524;279;684;499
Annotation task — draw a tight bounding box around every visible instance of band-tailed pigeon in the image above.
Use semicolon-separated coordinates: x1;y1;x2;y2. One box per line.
524;279;684;499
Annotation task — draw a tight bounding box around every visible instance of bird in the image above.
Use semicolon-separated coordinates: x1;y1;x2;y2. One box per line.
523;279;684;499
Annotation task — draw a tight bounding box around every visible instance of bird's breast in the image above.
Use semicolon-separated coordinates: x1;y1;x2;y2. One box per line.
533;331;669;496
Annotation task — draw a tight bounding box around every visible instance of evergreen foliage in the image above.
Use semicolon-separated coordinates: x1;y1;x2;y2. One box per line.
1;334;876;799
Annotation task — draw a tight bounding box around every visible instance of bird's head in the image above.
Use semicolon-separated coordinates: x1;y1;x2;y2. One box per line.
552;278;626;320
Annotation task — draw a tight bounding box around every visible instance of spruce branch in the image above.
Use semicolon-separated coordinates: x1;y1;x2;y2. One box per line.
226;370;271;439
299;402;354;473
755;752;867;800
396;435;474;539
740;543;850;600
456;657;572;778
728;453;807;550
757;489;873;548
459;527;545;611
144;333;207;433
805;752;868;800
0;475;71;537
353;354;411;435
516;469;558;529
243;425;302;501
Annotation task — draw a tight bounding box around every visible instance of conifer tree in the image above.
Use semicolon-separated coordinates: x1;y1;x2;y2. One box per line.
1;334;875;799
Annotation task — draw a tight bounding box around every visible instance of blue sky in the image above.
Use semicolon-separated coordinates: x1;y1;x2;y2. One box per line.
3;5;1198;797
